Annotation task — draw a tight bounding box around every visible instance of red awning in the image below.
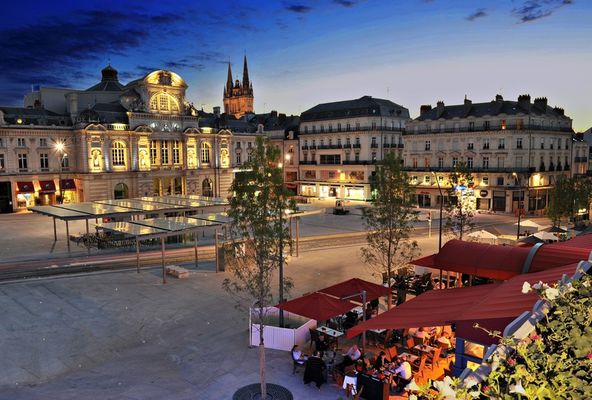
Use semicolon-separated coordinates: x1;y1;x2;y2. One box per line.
16;181;35;193
318;278;391;302
346;263;580;340
411;240;532;280
38;180;56;193
60;179;76;190
529;245;591;273
276;292;357;321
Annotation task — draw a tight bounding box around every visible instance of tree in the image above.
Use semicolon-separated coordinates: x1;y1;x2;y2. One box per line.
361;153;419;308
547;175;592;228
222;136;294;398
444;162;476;240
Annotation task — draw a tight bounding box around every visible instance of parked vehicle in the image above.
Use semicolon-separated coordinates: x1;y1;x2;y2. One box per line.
333;200;350;215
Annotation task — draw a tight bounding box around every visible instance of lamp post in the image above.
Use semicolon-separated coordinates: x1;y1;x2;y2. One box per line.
342;290;367;350
513;172;522;240
432;171;443;250
55;142;66;204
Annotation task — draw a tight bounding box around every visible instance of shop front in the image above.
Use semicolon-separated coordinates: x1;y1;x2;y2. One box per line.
476;189;491;210
492;190;506;212
319;185;341;198
300;184;317;197
60;179;78;203
38;180;56;205
16;181;35;210
344;185;365;200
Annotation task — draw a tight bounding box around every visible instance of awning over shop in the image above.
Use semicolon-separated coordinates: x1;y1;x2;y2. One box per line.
346;263;582;342
39;180;56;193
276;292;357;321
16;181;35;193
60;179;76;190
318;278;391;303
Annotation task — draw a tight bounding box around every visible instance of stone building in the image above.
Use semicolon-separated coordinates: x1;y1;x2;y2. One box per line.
298;96;409;201
223;56;254;118
0;66;246;213
403;94;576;213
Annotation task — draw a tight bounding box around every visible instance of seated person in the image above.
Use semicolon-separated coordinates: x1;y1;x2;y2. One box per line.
303;351;327;389
413;327;428;345
436;332;452;349
365;304;373;320
342;311;358;330
315;333;330;356
391;355;412;393
291;344;307;365
373;351;390;370
370;298;380;312
337;343;362;372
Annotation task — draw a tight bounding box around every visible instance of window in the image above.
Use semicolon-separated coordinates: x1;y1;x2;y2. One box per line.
425;140;431;151
411;176;418;184
497;176;504;186
312;140;316;147
320;125;324;133
236;152;241;165
114;183;129;199
61;155;69;170
558;140;561;150
371;137;377;148
346;123;351;130
540;139;545;150
438;157;444;168
328;124;332;132
40;153;49;170
150;141;158;164
173;140;180;164
372;152;377;162
550;139;554;150
320;139;324;146
111;141;126;166
346;137;351;146
483;138;489;150
565;138;569;149
516;138;523;149
201;142;211;163
304;126;308;134
236;141;242;149
0;154;4;170
483;121;490;130
355;122;360;130
320;154;341;165
467;142;474;150
312;125;316;133
482;176;489;185
161;140;170;164
412;158;418;168
202;179;213;197
424;158;430;168
337;123;341;131
18;153;28;171
371;122;377;129
345;152;350;162
355;137;360;146
516;156;523;167
468;122;475;131
17;138;26;147
328;138;333;146
0;138;3;147
452;157;458;167
337;138;342;147
424;175;431;184
516;119;523;130
498;138;505;149
482;156;489;169
501;120;507;130
149;93;180;113
39;138;48;147
467;157;473;169
355;153;360;162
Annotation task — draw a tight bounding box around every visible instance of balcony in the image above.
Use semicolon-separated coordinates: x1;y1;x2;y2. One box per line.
539;164;546;172
497;145;506;150
371;143;379;149
406;124;574;134
301;145;309;150
404;166;535;173
300;160;317;165
483;145;490;150
342;160;376;165
396;143;404;148
353;144;361;149
302;126;404;134
575;156;588;163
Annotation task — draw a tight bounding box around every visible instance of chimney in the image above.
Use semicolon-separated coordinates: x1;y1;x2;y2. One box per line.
534;97;548;110
517;94;531;110
287;131;294;140
420;104;432;116
553;106;565;116
278;113;286;123
271;110;278;118
436;101;445;118
495;94;503;102
464;97;472;107
213;106;221;116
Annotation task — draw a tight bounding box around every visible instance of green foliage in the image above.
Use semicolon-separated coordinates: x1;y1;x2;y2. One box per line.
361;153;419;288
547;175;592;226
444;162;476;240
409;273;592;400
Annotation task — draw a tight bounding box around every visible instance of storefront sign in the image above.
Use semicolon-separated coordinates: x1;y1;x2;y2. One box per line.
480;190;489;197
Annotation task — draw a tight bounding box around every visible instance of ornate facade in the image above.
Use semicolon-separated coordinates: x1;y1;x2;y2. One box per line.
223;56;254;118
0;66;245;213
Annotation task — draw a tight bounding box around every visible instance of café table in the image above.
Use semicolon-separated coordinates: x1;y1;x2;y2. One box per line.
343;374;358;396
317;326;344;349
397;352;418;364
413;344;435;354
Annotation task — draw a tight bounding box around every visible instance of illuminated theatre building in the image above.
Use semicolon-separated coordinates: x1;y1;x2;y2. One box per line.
0;65;258;213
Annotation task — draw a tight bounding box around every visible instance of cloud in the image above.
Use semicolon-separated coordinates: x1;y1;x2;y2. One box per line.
334;0;355;7
466;8;487;21
285;4;313;13
513;0;573;23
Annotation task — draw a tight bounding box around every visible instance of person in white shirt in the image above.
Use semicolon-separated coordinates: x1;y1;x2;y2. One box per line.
344;344;361;361
291;345;306;365
392;355;412;393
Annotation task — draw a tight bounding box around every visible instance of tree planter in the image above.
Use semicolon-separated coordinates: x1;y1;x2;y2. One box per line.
233;383;293;400
249;307;316;351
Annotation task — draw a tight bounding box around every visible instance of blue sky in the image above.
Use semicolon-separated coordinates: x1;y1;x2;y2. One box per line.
0;0;590;130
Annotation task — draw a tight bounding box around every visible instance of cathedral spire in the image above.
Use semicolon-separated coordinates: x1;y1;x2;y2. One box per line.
226;62;233;94
242;55;250;89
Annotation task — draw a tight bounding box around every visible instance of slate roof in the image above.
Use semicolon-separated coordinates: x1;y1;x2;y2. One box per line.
415;98;570;121
86;80;124;92
301;96;410;122
0;107;71;126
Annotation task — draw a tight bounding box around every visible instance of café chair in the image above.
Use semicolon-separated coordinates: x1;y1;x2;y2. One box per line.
386;346;398;360
406;337;419;355
352;385;364;400
412;335;425;347
292;355;305;375
426;347;442;370
412;354;427;373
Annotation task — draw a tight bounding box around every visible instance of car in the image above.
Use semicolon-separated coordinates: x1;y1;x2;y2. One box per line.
333;200;350;215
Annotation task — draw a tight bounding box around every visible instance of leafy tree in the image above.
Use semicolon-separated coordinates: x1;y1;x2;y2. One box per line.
361;153;419;308
547;175;592;227
222;136;294;398
444;162;476;240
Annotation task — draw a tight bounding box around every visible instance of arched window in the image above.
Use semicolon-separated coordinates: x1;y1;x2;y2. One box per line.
201;142;211;163
111;141;126;167
202;179;213;197
149;93;180;113
114;183;129;199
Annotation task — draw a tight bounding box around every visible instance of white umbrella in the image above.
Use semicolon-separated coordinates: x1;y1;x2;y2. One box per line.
467;229;498;240
515;219;545;230
533;231;559;241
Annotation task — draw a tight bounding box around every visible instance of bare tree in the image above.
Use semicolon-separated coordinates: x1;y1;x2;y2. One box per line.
361;153;419;308
222;136;294;398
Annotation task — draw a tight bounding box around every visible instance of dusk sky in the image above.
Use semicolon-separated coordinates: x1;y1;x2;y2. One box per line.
0;0;590;130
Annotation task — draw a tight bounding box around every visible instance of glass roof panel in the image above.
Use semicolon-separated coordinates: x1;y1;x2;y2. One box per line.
53;202;137;216
97;221;166;236
189;212;232;224
133;216;219;232
29;205;88;219
94;199;183;212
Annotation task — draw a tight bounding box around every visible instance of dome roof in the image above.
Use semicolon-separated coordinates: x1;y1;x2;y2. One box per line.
101;64;118;81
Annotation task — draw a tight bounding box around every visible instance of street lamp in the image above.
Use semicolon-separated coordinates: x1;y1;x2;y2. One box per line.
54;141;67;204
432;171;443;251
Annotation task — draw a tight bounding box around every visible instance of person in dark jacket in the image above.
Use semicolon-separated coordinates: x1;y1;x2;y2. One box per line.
373;351;389;370
303;351;327;389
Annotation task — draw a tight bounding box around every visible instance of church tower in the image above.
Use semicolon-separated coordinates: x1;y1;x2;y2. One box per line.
223;55;254;118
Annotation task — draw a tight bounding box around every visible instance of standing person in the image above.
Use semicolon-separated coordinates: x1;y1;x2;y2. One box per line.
303;351;327;390
315;333;329;357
